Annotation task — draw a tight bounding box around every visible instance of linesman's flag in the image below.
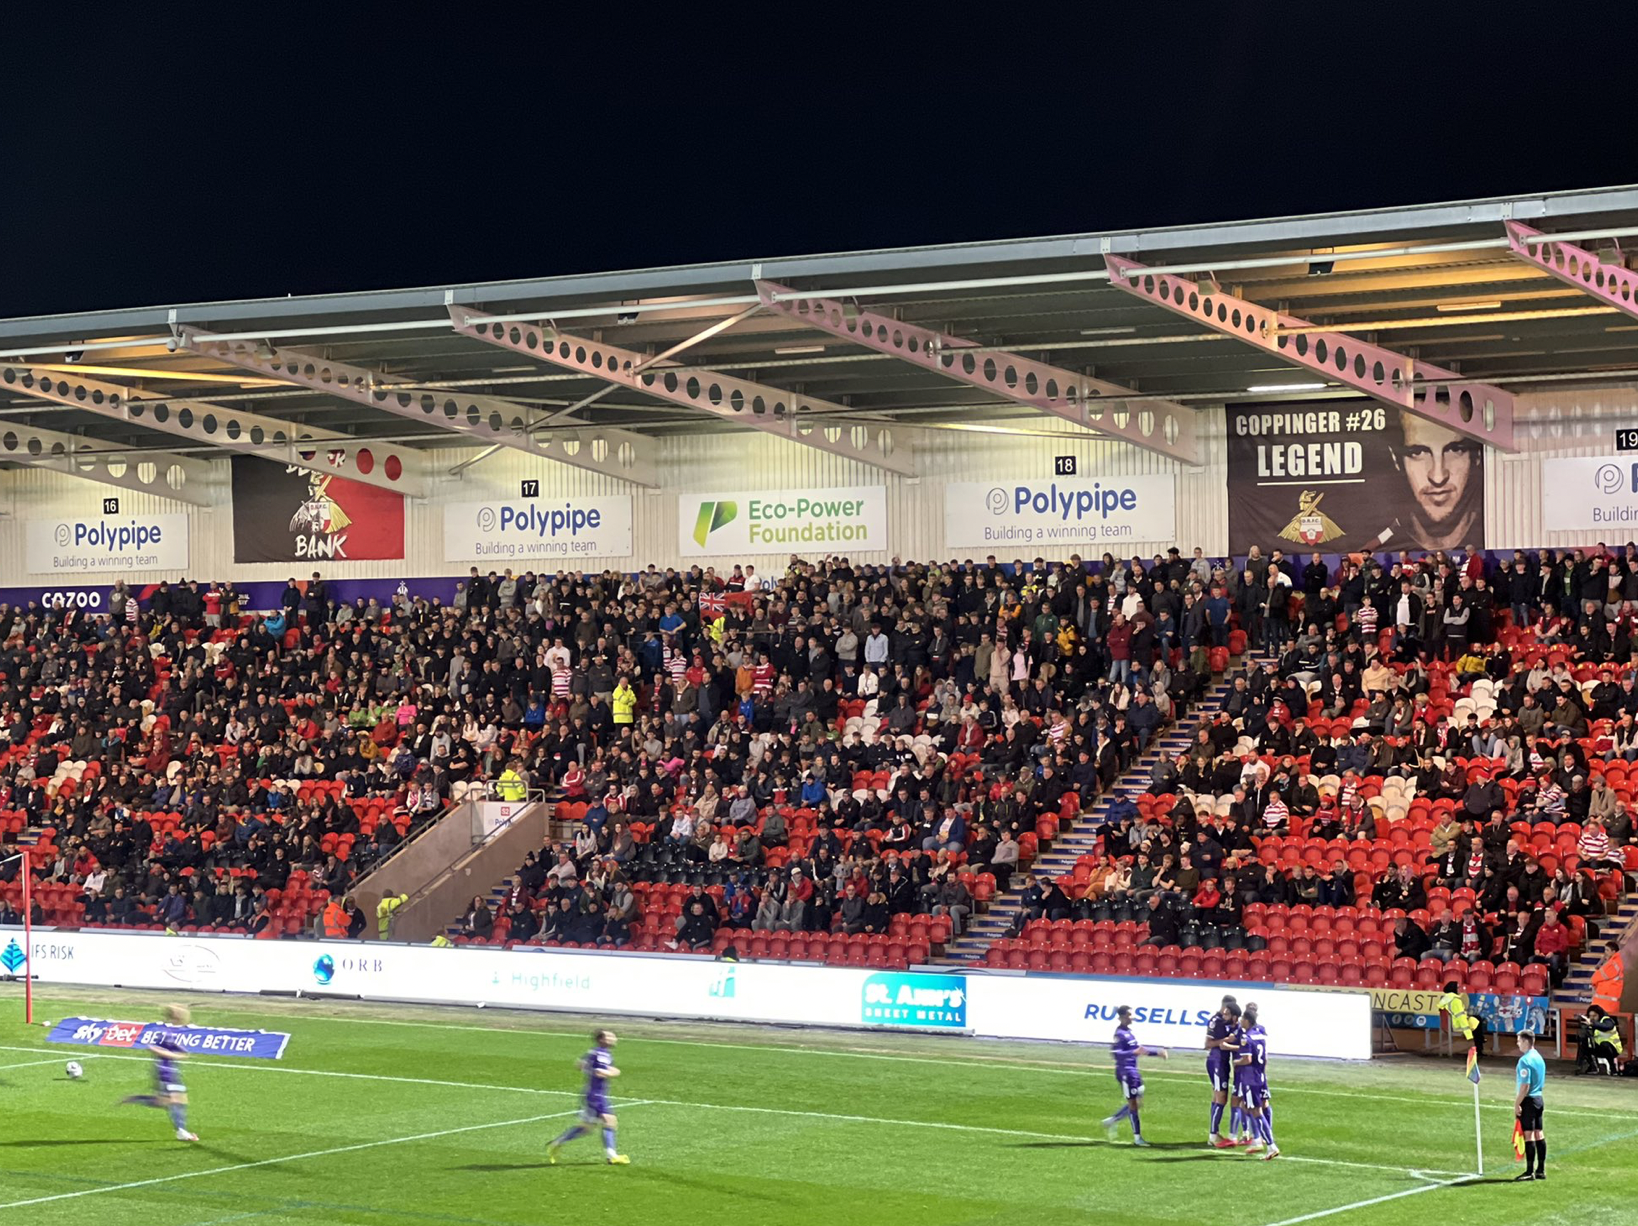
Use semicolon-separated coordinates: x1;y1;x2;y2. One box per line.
1512;1118;1527;1161
1465;1046;1481;1085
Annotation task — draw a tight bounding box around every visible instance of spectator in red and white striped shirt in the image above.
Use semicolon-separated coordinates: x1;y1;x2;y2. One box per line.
1577;817;1620;870
1261;789;1289;834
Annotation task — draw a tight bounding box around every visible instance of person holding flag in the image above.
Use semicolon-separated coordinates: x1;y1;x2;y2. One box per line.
1513;1030;1548;1182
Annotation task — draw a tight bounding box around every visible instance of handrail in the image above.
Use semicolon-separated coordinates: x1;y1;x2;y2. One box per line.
395;794;545;913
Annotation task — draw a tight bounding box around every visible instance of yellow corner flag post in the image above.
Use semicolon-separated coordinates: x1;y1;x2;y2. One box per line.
1466;1046;1483;1176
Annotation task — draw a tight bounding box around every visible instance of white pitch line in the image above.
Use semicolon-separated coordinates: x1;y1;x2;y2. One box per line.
0;1046;579;1099
0;1108;586;1212
0;1056;98;1073
1256;1176;1470;1226
1198;1149;1468;1179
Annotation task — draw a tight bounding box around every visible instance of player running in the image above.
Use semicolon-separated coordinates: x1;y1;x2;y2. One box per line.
547;1029;630;1166
118;1004;198;1142
1206;995;1243;1148
1102;1005;1169;1146
1234;1002;1278;1160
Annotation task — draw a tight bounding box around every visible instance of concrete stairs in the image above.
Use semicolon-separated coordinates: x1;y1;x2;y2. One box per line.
1550;892;1638;1012
939;658;1265;965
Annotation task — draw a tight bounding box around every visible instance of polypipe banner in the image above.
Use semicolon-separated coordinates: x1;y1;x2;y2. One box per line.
443;496;633;564
1226;402;1486;555
47;1016;290;1059
944;477;1176;554
231;455;405;563
24;514;189;575
1540;457;1638;532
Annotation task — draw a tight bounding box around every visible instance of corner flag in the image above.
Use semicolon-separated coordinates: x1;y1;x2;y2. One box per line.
1465;1046;1481;1085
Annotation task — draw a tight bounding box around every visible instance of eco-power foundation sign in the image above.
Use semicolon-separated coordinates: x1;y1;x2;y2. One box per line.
944;476;1176;552
678;486;887;556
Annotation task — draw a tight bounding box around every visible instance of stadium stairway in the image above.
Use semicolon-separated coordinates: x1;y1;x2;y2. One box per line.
1552;892;1638;1012
938;656;1266;965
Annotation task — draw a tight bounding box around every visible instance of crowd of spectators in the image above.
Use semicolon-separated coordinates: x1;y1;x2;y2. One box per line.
3;542;1634;1002
982;544;1638;996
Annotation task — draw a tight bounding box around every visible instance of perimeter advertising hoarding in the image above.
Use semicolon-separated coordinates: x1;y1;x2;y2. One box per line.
1227;403;1485;555
2;929;1370;1057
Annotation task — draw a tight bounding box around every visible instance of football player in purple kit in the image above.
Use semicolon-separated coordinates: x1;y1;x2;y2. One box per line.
118;1004;198;1142
547;1029;630;1165
1233;1002;1278;1160
1205;995;1243;1148
1102;1005;1169;1146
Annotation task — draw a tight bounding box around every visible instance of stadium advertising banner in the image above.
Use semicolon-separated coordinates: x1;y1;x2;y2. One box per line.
231;456;405;563
442;496;633;564
24;513;189;575
4;929;1371;1057
965;972;1372;1060
1540;456;1638;533
944;476;1176;554
47;1016;290;1059
1226;403;1486;555
4;929;967;1033
677;485;887;557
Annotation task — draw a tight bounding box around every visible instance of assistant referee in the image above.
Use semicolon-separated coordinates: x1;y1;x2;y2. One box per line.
1513;1030;1547;1182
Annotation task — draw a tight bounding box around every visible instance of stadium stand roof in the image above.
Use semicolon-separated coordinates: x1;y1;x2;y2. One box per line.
2;185;1637;477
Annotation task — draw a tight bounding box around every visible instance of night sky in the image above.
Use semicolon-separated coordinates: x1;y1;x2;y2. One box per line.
5;11;1629;318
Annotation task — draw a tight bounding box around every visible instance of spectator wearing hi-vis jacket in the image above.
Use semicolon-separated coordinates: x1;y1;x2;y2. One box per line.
611;677;637;726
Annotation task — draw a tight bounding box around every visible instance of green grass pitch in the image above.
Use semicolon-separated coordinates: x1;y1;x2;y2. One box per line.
0;986;1632;1226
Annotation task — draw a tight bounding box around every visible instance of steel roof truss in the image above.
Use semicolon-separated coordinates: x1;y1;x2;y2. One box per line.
448;306;916;476
1104;255;1516;451
179;328;658;488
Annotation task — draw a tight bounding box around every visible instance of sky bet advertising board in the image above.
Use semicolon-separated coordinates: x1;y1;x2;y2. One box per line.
25;513;189;575
944;476;1176;553
443;496;633;563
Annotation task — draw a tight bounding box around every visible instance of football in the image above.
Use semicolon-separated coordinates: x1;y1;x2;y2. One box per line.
64;1061;83;1080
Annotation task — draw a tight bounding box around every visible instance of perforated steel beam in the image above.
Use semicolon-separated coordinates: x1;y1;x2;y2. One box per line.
449;306;916;476
181;327;659;488
1505;222;1638;321
0;419;214;506
755;280;1198;463
1104;255;1517;452
0;364;424;496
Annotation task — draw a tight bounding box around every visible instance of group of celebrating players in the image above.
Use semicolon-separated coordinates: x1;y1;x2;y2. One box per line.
1103;993;1277;1159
